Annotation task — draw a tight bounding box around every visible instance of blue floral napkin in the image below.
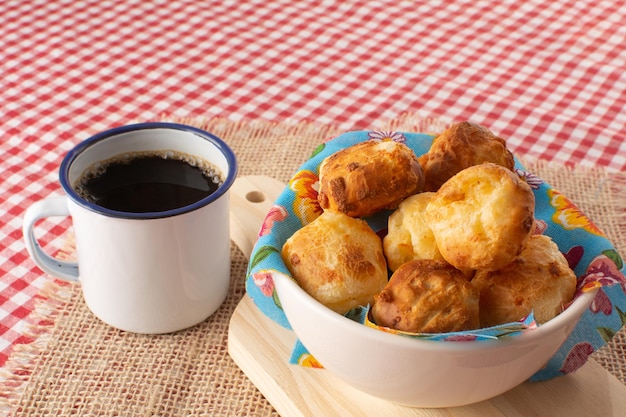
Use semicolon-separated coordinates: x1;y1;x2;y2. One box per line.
245;131;626;381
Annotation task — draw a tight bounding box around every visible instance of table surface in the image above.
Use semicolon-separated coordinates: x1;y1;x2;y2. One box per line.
2;0;626;370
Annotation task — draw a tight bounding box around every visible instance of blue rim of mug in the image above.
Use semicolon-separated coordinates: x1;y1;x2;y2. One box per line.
59;122;238;219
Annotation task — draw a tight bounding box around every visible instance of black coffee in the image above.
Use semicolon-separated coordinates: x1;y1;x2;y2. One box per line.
74;151;223;213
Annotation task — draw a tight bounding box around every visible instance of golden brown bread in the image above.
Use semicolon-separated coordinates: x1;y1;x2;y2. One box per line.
472;234;577;326
318;140;424;217
419;121;515;191
282;123;575;332
425;163;535;271
281;210;388;314
383;192;443;272
371;259;480;333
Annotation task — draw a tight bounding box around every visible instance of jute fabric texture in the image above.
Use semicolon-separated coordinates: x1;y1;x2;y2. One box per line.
1;117;624;416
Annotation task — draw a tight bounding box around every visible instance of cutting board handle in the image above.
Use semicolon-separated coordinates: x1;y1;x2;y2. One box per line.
229;175;287;259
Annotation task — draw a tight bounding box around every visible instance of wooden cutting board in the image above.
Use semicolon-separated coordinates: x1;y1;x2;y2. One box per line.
227;175;626;417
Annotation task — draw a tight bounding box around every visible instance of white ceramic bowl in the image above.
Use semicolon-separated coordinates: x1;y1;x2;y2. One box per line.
272;270;597;408
245;131;619;408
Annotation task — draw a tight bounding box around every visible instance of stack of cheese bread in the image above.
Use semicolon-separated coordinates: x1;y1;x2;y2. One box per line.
281;122;576;333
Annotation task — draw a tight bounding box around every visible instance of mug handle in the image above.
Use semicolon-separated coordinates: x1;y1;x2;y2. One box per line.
22;195;79;282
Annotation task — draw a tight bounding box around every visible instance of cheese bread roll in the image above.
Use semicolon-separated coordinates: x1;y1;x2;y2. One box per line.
383;192;443;272
419;121;515;192
371;259;479;333
472;234;577;326
425;163;535;271
318;140;424;217
281;211;388;314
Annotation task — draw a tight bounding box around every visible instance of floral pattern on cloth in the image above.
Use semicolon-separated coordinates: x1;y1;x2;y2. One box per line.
245;131;626;381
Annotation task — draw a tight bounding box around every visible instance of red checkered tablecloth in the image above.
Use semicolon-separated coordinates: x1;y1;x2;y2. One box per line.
1;0;625;367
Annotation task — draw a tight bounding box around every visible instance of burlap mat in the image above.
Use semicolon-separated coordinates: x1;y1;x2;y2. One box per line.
1;116;625;416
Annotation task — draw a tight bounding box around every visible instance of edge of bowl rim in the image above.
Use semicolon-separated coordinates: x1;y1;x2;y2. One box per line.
274;271;598;352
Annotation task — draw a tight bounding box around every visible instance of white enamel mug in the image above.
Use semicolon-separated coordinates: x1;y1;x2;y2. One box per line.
23;122;237;334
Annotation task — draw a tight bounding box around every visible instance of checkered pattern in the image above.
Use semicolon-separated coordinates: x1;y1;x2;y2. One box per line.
1;0;625;367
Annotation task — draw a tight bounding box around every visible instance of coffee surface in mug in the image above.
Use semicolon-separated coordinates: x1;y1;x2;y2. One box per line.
74;150;224;213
